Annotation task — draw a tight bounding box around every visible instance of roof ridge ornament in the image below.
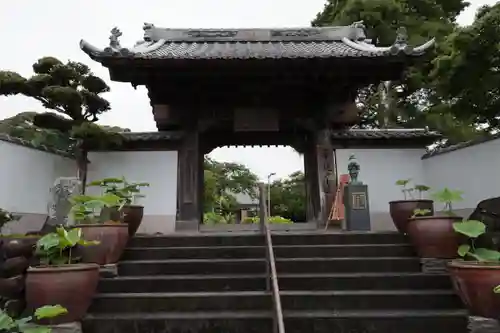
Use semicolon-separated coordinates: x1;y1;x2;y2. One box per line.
351;20;366;30
143;23;155;42
341;25;435;56
103;27;132;56
389;27;414;55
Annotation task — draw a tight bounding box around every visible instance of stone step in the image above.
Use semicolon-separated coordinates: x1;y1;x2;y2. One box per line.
89;290;462;313
118;258;266;276
97;273;452;293
129;234;265;248
117;257;421;276
275;257;421;274
83;310;468;333
127;232;407;248
98;274;267;293
279;272;453;290
272;232;408;246
121;243;414;260
89;291;271;313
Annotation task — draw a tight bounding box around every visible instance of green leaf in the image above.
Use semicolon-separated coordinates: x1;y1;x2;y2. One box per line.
23;326;52;333
494;285;500;294
37;233;60;250
34;305;68;320
0;309;15;330
15;316;33;331
453;220;486;238
469;248;500;262
414;185;430;192
457;244;471;257
63;228;82;247
395;179;411;187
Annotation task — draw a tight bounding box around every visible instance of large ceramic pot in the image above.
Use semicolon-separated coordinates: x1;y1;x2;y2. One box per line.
25;263;99;324
448;260;500;319
407;216;463;258
1;236;39;258
389;199;434;233
122;205;144;236
77;224;129;265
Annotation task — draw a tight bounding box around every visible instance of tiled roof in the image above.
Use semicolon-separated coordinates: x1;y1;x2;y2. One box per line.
0;133;75;159
422;132;500;159
80;24;435;61
121;129;441;142
330;129;442;140
112;41;384;60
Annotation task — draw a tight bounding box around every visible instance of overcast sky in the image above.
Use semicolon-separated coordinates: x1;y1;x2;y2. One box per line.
0;0;493;180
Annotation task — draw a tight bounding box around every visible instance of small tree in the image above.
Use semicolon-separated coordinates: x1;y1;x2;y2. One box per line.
0;57;123;191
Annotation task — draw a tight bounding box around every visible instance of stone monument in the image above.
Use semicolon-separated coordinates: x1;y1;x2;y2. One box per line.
343;154;371;231
41;177;82;232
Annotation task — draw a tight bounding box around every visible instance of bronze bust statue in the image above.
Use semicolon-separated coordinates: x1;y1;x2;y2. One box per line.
347;154;362;185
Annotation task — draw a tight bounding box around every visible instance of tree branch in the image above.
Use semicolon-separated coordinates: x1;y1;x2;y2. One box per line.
32;95;66;115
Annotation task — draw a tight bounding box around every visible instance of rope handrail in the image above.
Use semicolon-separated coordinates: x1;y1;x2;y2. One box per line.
258;183;285;333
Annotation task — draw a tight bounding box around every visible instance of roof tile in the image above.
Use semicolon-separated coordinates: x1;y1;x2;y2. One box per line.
138;41;381;60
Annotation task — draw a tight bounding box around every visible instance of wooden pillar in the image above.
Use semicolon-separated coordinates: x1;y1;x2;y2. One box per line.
176;131;202;223
315;129;337;225
304;145;320;222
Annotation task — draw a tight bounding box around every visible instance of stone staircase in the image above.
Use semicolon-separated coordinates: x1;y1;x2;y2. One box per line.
83;232;468;333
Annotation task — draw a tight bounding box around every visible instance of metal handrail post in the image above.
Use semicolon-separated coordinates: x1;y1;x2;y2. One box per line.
258;183;286;333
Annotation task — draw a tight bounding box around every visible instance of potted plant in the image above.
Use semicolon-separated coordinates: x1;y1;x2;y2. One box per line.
88;177;149;236
26;227;100;324
0;208;38;258
69;193;129;265
448;219;500;319
0;304;68;332
406;188;465;258
389;179;433;233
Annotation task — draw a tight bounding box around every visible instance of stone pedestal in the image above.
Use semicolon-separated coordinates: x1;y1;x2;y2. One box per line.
343;184;371;231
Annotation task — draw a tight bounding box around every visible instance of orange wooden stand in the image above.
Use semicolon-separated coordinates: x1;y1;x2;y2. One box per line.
325;174;350;230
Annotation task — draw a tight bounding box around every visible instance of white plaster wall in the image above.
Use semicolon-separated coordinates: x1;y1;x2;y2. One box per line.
336;148;427;230
423;139;500;216
86;151;178;234
0;141;75;214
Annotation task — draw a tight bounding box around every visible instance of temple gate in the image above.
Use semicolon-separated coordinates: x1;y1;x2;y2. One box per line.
80;22;434;227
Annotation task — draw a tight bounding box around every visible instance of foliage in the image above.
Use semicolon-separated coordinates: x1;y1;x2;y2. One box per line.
0;57;119;183
202;212;236;225
69;193;125;224
395;179;414;200
0;208;19;230
0;112;130;155
431;3;500;132
0;304;68;333
431;188;463;214
414;185;431;199
269;171;306;222
87;177;149;205
411;208;432;218
242;216;293;224
35;227;98;265
454;220;500;262
203;157;258;215
311;0;500;146
395;179;430;200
